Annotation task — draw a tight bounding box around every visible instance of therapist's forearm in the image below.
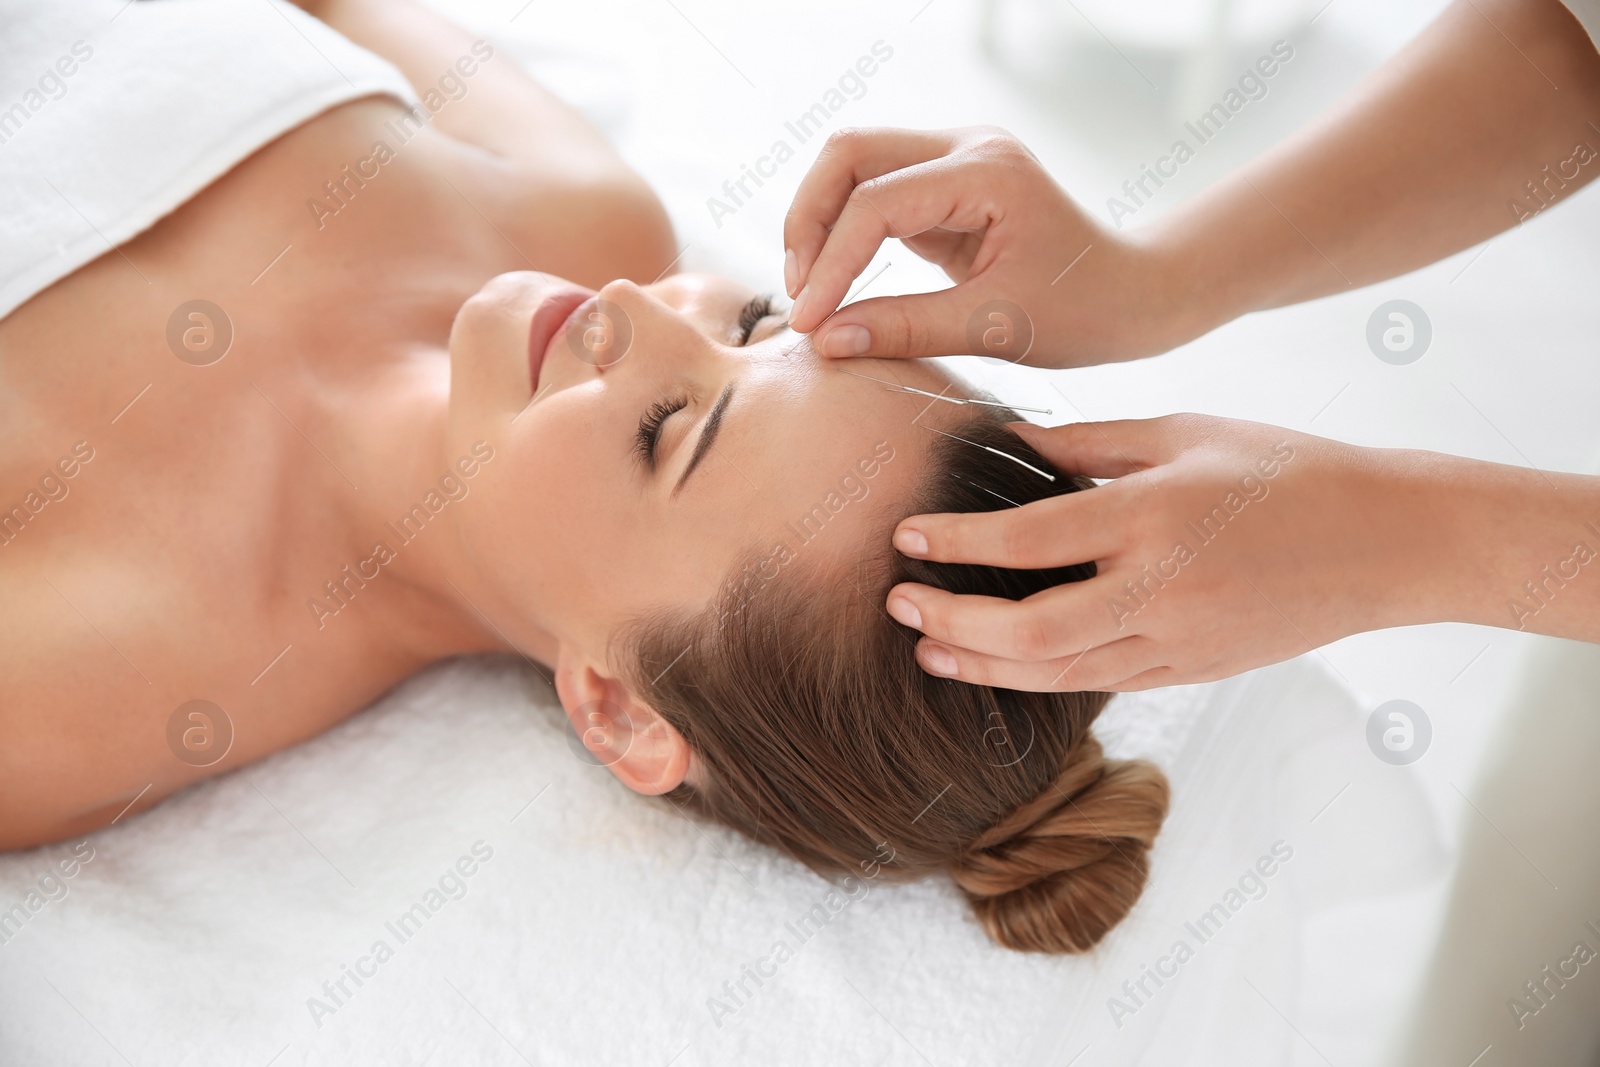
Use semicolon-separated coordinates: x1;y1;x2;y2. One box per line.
1146;0;1600;338
1391;452;1600;642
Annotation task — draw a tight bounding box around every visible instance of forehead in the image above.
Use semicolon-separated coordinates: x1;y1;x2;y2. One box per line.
636;338;964;614
711;334;957;498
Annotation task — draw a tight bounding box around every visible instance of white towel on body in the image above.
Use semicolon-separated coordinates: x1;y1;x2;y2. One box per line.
0;0;417;319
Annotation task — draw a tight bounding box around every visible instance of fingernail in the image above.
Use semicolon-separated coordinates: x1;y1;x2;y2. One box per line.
784;248;798;298
886;594;922;630
921;644;958;675
893;527;928;557
822;324;870;357
790;285;812;330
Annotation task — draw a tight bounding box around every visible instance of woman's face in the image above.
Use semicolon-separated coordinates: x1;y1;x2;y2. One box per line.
445;270;958;673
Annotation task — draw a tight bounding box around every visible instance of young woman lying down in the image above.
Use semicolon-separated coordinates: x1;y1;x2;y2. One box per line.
0;0;1166;953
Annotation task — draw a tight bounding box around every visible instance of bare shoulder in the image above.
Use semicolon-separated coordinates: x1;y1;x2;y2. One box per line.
277;0;679;284
0;563;180;852
132;88;674;295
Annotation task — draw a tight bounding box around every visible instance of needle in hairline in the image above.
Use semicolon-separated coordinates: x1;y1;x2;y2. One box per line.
920;424;1056;482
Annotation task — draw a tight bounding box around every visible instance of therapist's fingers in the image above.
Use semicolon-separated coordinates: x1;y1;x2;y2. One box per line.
887;580;1126;662
893;481;1128;570
784;127;960;296
805;288;980;359
914;633;1158;693
1008;418;1172;477
788;158;999;335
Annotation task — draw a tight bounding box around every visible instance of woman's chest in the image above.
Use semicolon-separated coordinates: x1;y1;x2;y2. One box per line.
0;173;470;841
0;96;617;844
0;348;421;842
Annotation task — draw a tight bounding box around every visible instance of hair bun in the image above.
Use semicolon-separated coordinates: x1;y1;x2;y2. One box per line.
950;737;1169;953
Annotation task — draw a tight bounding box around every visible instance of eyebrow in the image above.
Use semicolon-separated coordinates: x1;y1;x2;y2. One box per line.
673;383;735;496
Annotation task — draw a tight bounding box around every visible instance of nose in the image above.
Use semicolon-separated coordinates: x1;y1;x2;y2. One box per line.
582;278;715;377
554;279;634;372
595;277;644;309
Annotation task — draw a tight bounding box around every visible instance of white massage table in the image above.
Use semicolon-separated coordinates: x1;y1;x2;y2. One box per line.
0;654;1445;1065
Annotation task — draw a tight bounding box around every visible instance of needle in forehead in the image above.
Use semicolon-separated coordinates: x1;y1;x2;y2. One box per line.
841;369;1053;416
778;261;895;353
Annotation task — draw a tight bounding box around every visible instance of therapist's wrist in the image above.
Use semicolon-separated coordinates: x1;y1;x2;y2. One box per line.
1336;448;1600;639
1134;175;1343;345
1039;225;1228;366
1122;220;1251;357
1356;449;1490;631
1419;455;1600;638
1267;438;1459;639
1267;444;1491;643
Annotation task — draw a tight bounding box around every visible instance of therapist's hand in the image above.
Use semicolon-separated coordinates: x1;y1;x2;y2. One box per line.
783;127;1202;368
882;415;1460;691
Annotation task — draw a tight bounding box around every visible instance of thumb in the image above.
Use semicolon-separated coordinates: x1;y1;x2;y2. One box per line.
812;288;993;361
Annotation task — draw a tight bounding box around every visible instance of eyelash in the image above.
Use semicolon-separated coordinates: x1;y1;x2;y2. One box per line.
635;395;689;469
737;294;775;345
634;296;770;470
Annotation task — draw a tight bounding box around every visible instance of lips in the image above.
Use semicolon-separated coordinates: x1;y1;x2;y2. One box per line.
527;286;595;392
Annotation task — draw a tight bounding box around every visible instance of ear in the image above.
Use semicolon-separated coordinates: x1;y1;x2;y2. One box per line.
553;641;691;795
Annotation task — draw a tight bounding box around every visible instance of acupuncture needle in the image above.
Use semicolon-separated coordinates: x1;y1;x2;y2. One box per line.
778;261;895;342
920;424;1057;482
842;369;1053;416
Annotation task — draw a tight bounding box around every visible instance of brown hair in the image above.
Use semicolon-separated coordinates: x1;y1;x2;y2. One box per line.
623;414;1169;953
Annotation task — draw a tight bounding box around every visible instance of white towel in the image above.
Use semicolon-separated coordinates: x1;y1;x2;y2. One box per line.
0;654;1444;1066
0;0;417;319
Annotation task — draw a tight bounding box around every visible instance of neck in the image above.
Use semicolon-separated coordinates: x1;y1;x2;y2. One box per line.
318;350;555;672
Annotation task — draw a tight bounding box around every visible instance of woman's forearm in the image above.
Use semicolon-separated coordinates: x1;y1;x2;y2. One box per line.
295;0;631;173
1146;0;1600;339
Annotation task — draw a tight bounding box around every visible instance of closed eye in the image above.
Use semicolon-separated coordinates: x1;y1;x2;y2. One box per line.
634;395;689;470
737;294;776;345
635;294;771;475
